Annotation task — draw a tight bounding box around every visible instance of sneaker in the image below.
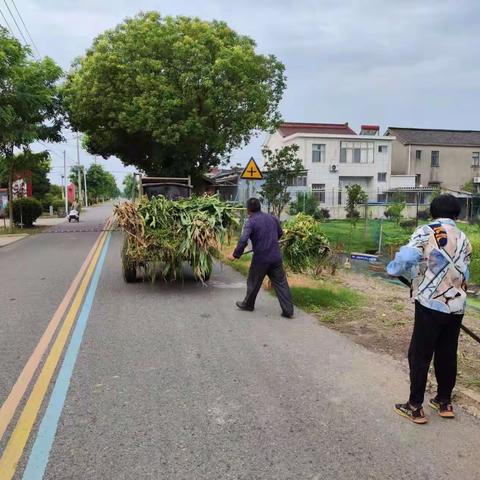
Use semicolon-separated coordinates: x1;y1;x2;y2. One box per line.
429;398;454;418
394;402;428;424
236;301;254;312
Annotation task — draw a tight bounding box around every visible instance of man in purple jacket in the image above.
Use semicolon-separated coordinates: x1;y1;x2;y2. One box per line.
228;198;294;318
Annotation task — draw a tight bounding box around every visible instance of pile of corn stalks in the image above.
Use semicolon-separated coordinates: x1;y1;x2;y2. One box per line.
115;195;238;282
282;213;331;275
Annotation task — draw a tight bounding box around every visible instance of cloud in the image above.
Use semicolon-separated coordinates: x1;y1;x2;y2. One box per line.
9;0;480;181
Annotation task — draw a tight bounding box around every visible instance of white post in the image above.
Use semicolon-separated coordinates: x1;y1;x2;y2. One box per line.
83;166;88;207
63;151;68;216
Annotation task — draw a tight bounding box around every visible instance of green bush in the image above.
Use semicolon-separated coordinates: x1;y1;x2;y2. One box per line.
399;219;417;230
417;210;430;221
12;197;43;227
52;198;66;211
290;192;320;219
40;193;63;212
319;208;331;220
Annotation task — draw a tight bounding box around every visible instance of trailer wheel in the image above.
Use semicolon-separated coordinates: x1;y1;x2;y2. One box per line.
123;260;137;283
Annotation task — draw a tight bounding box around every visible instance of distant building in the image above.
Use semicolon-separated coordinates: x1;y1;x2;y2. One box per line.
387;127;480;192
264;122;405;217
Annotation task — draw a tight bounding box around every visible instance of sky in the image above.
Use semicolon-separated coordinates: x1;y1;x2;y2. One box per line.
2;0;480;187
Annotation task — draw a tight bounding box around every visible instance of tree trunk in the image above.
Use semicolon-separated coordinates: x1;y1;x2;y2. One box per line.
8;170;13;232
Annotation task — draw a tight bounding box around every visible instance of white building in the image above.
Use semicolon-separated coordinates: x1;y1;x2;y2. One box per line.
263;122;406;218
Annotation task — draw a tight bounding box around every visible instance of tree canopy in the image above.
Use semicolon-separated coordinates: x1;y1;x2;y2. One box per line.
63;12;286;179
84;164;120;202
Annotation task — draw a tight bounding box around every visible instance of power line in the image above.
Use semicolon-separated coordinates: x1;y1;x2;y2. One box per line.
2;0;28;47
9;0;40;57
0;6;14;35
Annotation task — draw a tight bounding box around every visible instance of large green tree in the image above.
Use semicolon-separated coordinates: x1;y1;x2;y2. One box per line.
0;28;63;227
63;12;286;179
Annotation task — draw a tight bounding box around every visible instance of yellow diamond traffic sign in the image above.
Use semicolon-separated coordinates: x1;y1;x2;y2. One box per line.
241;157;263;180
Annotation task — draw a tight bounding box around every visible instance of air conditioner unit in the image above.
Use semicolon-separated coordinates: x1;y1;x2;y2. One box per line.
330;165;338;173
474;177;480;184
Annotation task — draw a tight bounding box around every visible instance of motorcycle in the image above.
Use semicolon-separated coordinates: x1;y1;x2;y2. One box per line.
67;209;80;223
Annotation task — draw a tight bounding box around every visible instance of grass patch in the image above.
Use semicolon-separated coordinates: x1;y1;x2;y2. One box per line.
0;226;46;235
229;254;251;276
290;286;363;312
320;219;480;284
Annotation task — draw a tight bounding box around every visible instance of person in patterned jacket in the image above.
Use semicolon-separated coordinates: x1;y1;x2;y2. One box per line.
387;194;472;424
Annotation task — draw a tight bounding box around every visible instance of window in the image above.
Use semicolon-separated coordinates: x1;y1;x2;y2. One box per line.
312;183;325;203
377;193;387;203
339;141;374;163
312;144;326;163
428;181;441;189
288;175;307;187
415;174;422;187
473;152;480;167
431;151;440;167
416;150;422;160
378;145;388;153
377;172;387;182
353;148;361;163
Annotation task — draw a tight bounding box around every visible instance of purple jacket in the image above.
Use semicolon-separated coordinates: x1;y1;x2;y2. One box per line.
233;212;283;264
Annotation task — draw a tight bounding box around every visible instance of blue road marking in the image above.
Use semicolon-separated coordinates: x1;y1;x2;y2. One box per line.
22;232;112;480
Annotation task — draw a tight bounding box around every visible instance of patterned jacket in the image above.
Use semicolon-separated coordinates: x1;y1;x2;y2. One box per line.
387;218;472;314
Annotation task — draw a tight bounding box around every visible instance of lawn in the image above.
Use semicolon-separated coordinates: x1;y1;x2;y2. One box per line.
320;219;480;284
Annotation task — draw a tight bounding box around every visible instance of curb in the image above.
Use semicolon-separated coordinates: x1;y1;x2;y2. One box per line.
0;234;29;248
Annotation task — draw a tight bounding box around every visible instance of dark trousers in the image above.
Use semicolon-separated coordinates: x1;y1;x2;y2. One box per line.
408;301;463;406
243;261;294;316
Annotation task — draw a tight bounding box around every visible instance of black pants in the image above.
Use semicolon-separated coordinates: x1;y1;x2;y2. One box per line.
408;301;463;406
243;261;294;317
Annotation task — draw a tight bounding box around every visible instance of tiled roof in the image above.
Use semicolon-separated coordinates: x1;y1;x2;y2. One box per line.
278;122;357;137
387;127;480;146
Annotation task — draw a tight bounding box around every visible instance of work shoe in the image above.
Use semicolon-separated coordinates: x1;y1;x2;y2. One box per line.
236;301;253;312
429;398;455;418
394;402;428;424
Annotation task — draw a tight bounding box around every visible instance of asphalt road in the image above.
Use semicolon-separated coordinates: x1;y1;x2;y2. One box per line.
1;204;480;479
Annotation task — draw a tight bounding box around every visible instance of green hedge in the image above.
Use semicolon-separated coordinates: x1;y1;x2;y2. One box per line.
13;197;43;227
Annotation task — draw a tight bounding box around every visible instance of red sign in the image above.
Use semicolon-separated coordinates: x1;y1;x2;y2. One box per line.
67;183;76;203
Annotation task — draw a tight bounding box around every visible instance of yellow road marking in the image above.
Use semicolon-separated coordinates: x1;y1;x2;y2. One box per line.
0;218;112;442
0;227;109;480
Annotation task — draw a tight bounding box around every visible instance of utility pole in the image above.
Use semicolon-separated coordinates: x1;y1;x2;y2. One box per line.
63;151;68;216
76;134;82;204
83;166;88;207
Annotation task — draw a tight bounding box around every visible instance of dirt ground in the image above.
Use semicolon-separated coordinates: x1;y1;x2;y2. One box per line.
318;268;480;408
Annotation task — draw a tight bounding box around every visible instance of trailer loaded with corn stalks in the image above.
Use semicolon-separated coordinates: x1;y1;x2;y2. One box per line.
115;195;239;283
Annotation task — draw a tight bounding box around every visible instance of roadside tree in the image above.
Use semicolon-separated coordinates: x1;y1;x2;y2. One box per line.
63;12;286;179
345;184;367;227
0;28;63;229
260;145;303;218
122;173;137;200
